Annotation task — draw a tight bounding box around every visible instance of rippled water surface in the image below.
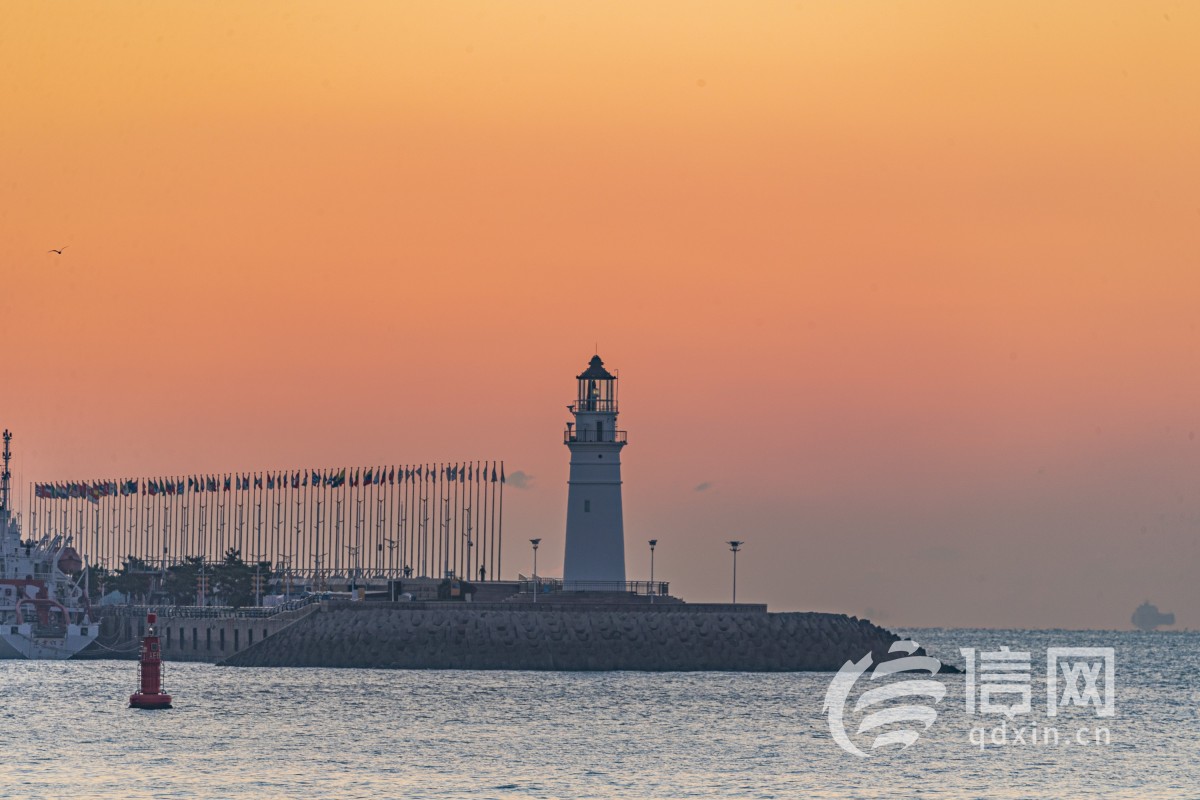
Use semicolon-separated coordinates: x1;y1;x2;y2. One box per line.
1;628;1196;799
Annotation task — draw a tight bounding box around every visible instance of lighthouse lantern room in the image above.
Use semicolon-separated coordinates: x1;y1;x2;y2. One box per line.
562;355;628;587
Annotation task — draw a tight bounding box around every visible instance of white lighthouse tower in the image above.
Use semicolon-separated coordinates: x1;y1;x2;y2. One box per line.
562;354;627;586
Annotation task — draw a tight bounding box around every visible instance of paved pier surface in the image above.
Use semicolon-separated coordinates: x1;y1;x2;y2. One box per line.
221;601;907;671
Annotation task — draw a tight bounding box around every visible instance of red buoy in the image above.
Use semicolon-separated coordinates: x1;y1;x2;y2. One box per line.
129;613;172;709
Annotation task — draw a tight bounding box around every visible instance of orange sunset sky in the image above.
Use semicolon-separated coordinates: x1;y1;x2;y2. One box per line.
2;2;1198;628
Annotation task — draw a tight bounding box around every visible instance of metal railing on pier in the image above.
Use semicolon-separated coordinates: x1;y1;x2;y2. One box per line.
516;578;669;596
108;593;327;620
563;429;628;444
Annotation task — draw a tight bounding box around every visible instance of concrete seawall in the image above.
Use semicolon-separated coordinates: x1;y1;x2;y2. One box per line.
223;602;908;671
85;602;321;663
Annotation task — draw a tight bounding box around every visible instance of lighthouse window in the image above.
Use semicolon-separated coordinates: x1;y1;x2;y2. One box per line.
584;500;591;512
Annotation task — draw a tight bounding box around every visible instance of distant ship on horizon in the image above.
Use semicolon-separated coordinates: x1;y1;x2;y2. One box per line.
1131;601;1175;632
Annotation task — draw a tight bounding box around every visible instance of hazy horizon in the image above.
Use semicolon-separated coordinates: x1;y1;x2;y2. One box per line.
2;2;1197;630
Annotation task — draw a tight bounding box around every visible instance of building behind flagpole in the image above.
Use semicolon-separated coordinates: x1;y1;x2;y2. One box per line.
562;355;628;587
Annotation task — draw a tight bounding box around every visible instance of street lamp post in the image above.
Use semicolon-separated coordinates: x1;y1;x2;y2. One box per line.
347;545;360;594
727;540;744;604
530;538;541;604
251;551;267;607
648;539;657;604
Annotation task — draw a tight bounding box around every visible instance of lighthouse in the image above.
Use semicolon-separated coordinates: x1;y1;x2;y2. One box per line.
562;355;628;586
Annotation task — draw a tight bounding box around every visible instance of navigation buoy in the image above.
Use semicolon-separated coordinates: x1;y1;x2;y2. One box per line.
129;613;172;709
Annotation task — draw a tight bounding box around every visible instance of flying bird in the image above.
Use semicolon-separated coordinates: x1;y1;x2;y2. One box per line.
48;246;68;254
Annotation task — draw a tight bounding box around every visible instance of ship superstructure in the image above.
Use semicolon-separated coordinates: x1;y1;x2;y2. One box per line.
0;430;98;659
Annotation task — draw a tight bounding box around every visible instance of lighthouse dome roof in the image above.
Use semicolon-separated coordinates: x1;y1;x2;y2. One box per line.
577;355;615;380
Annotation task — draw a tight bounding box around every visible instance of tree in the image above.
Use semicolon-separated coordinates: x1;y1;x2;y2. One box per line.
162;556;205;606
213;548;256;608
84;564;112;600
109;556;153;601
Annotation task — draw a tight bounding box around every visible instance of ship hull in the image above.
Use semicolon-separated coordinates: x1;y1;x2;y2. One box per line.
0;623;99;660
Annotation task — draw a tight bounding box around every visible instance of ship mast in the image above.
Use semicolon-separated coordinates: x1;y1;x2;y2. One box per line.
0;429;10;514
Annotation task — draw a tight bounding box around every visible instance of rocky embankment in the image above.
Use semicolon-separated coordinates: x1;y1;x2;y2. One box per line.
222;602;915;671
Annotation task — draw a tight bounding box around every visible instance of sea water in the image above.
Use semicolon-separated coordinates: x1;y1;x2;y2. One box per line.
0;628;1195;799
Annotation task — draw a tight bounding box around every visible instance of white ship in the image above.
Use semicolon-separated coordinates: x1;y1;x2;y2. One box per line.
0;430;98;659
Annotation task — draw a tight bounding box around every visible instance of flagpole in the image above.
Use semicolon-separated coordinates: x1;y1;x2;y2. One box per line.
120;483;127;570
198;480;206;567
409;466;417;577
423;465;431;578
303;470;312;586
133;478;141;569
404;466;411;577
367;469;375;577
419;466;427;577
287;471;294;578
436;469;443;579
497;461;504;581
482;461;491;581
411;467;419;577
143;483;151;574
417;466;425;577
335;469;344;580
315;470;324;589
356;469;364;586
475;460;482;580
386;467;394;577
302;471;310;585
272;473;280;576
457;463;465;579
256;474;263;574
315;470;323;586
404;467;411;578
461;463;468;579
449;465;458;578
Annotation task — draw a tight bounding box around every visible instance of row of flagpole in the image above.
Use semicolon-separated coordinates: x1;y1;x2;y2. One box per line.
28;462;506;585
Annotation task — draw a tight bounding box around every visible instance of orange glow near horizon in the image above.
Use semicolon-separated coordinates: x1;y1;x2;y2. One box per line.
2;2;1198;628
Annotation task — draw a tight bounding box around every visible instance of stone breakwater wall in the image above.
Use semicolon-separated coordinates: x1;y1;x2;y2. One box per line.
222;602;906;671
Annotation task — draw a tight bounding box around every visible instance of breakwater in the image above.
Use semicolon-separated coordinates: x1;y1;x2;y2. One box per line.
222;601;910;671
84;601;322;663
